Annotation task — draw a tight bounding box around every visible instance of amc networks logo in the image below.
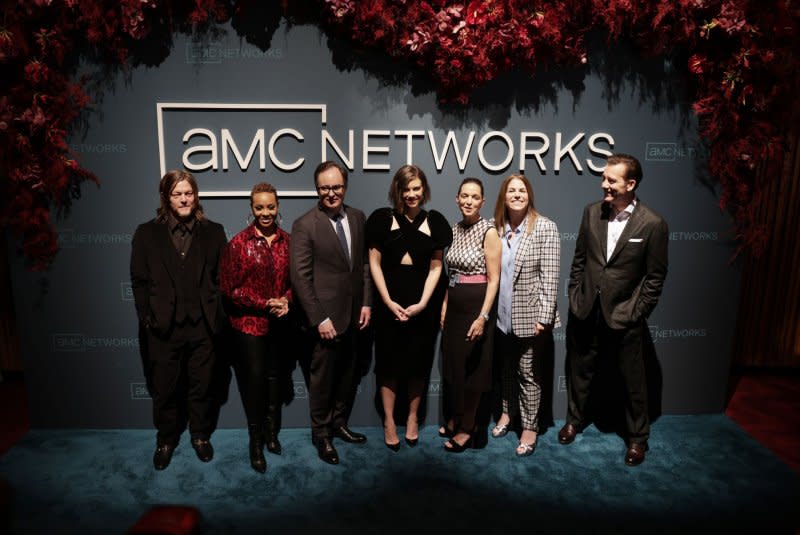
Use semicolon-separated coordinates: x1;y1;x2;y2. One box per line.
52;333;140;352
52;333;85;352
121;282;134;301
427;379;443;397
57;228;132;249
130;383;151;400
645;142;697;162
558;375;567;393
68;143;128;154
670;231;719;241
560;232;578;242
185;42;283;64
648;325;708;343
293;381;308;400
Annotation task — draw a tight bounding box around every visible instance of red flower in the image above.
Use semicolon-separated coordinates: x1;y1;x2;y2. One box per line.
465;1;485;25
24;60;49;84
0;0;794;268
688;54;705;74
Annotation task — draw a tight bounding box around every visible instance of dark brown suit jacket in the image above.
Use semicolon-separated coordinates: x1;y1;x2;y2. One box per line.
568;199;668;330
290;204;372;333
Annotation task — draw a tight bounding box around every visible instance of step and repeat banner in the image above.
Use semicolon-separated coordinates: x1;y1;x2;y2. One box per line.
9;22;739;428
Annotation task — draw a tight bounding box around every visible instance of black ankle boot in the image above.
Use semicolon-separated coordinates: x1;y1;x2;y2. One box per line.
248;424;267;473
265;377;282;455
265;423;282;455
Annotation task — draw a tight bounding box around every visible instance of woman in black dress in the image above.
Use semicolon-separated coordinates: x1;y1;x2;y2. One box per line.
367;165;451;450
440;178;502;452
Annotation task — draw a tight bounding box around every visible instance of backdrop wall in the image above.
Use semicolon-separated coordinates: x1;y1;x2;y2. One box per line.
8;22;740;429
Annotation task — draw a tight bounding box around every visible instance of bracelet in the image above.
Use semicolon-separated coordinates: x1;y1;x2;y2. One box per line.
479;312;489;321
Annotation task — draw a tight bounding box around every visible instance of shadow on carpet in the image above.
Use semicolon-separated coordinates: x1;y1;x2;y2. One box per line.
0;415;797;534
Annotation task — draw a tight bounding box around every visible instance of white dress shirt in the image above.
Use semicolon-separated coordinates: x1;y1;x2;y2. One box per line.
607;199;637;261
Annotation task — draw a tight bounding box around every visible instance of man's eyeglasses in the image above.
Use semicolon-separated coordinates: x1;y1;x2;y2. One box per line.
317;184;345;194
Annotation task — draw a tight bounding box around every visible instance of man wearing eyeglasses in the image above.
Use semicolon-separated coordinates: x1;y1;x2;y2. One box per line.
130;170;228;470
290;161;372;465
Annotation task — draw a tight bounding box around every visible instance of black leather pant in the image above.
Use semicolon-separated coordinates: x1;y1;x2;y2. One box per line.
231;329;281;430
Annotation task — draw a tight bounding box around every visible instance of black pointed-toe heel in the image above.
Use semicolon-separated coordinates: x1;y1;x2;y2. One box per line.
404;436;418;447
384;424;401;452
438;426;454;438
443;435;471;453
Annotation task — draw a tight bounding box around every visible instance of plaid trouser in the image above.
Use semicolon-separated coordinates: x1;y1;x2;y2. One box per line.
497;329;541;431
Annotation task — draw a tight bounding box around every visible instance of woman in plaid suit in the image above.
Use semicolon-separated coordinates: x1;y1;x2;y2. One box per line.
490;174;561;456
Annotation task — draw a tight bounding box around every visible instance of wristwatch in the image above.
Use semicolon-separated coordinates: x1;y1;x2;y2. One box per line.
479;312;490;322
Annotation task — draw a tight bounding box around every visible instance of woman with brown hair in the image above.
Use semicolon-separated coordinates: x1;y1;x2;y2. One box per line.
366;164;451;450
440;177;502;452
490;174;560;456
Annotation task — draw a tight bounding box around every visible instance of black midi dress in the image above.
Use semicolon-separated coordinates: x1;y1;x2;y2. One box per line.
366;208;452;381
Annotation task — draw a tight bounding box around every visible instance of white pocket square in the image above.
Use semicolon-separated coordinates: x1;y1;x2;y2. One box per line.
629;238;643;242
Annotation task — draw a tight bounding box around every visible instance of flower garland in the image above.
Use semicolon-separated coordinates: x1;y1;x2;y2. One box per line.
1;0;797;268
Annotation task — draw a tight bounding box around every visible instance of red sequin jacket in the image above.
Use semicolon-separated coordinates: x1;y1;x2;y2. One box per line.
219;225;292;336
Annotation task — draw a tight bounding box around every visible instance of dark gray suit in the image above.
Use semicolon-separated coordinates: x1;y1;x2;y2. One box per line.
566;199;668;443
290;204;372;439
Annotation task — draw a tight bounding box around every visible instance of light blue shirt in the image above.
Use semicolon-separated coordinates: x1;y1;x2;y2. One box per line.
497;219;526;334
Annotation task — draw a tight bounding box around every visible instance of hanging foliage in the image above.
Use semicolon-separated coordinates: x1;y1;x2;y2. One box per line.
1;0;797;268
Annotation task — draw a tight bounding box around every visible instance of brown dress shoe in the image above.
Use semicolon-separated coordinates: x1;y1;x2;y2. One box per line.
191;438;214;462
558;423;578;444
313;437;340;465
153;442;176;471
625;442;648;466
334;426;367;444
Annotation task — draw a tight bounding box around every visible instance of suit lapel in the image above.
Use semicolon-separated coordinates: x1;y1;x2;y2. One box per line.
596;203;610;265
344;205;357;270
316;207;350;269
513;221;534;282
156;221;179;281
607;202;646;265
190;220;206;284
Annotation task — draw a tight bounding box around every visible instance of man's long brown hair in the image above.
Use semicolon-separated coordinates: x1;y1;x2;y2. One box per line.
156;169;205;222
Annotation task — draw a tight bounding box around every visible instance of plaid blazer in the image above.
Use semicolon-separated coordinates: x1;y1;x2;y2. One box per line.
502;214;561;337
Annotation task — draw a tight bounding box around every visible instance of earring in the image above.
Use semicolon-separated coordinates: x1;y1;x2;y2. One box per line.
277;213;283;227
246;213;254;226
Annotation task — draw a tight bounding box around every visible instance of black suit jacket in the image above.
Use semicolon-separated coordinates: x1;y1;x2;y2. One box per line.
130;217;228;335
290;204;372;334
568;199;668;329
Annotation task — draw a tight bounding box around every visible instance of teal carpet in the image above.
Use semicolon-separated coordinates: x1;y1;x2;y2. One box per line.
1;415;797;534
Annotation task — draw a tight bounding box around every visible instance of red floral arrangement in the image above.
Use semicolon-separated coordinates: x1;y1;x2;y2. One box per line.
1;0;798;268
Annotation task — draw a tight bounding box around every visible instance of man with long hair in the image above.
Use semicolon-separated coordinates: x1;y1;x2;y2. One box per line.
130;170;228;470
